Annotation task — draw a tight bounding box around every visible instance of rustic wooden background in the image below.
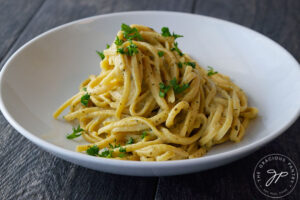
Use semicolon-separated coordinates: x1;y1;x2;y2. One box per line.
0;0;299;199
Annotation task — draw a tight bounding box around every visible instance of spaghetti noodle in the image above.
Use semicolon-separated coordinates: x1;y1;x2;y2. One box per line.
53;24;258;161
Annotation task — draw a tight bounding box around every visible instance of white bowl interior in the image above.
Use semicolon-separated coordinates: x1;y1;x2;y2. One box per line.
1;12;300;175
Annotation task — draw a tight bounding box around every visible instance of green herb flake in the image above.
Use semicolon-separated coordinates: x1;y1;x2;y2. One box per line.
159;91;166;97
170;78;190;94
86;145;99;156
109;143;114;149
161;27;183;39
158;51;164;57
119;153;126;158
116;41;138;56
96;51;105;60
171;42;183;56
126;137;134;145
119;147;126;153
82;87;87;92
106;44;110;49
159;82;171;98
141;131;147;139
207;66;218;76
99;148;113;158
81;93;90;106
114;36;124;46
178;62;183;68
121;23;143;41
127;41;138;56
161;27;172;37
184;62;196;68
66;125;84;139
172;33;183;39
117;48;126;54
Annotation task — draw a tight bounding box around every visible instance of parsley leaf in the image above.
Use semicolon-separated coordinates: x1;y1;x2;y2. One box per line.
178;62;183;68
161;27;183;39
207;66;218;76
171;42;183;56
121;23;132;33
106;44;110;49
96;51;105;60
114;36;124;46
172;33;183;39
81;93;90;106
109;143;114;149
86;145;99;156
170;78;189;94
117;48;126;54
141;131;147;139
121;23;143;41
161;27;172;37
116;41;138;56
127;41;138;56
82;87;87;92
99;148;113;158
159;82;171;98
119;153;125;158
184;62;196;68
66;125;84;139
126;137;134;145
158;51;164;57
119;147;126;153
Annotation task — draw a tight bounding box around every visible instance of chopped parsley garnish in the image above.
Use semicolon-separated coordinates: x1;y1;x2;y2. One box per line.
109;142;121;149
207;66;218;76
178;62;183;68
114;36;124;46
96;51;105;60
126;137;134;145
86;145;99;156
86;146;113;158
184;62;196;68
159;82;171;97
161;27;183;39
119;147;126;153
159;78;189;97
127;41;138;56
141;131;147;139
117;48;126;54
172;33;184;39
171;42;183;56
161;27;171;37
158;51;164;57
81;93;90;106
99;148;113;158
116;41;138;56
119;153;125;158
106;44;110;49
82;87;87;91
170;78;190;94
121;23;143;41
66;125;84;139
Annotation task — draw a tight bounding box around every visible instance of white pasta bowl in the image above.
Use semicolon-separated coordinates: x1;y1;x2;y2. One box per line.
0;11;299;176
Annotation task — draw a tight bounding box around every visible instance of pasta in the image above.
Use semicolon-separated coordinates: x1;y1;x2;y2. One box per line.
53;24;258;161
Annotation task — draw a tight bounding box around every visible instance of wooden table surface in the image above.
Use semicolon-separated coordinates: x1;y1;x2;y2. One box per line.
0;0;299;199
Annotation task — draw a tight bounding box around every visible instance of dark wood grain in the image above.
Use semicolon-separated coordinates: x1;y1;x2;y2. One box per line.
0;0;299;200
0;0;45;62
0;0;194;199
156;0;300;200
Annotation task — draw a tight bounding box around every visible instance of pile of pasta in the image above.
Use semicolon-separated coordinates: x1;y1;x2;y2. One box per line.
54;24;258;161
